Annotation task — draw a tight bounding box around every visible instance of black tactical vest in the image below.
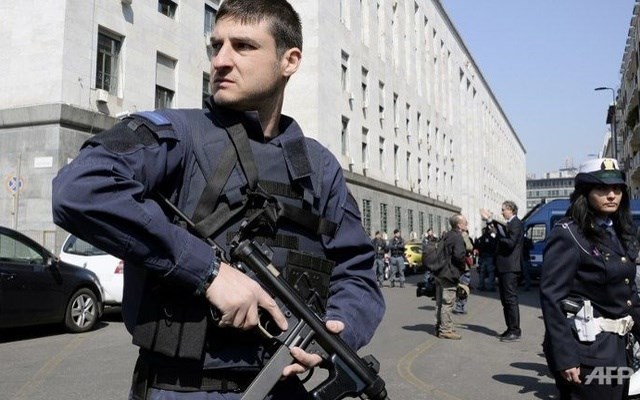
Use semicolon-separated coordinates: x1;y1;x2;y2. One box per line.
127;105;336;370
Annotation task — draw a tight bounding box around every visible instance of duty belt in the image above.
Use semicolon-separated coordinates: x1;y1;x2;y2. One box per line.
131;357;256;399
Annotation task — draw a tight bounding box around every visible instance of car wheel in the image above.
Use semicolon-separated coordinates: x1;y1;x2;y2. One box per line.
64;288;99;333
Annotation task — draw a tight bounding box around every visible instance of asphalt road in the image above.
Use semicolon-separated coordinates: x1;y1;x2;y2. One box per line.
0;272;557;400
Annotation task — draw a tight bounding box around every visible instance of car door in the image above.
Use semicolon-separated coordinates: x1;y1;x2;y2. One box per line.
0;230;63;326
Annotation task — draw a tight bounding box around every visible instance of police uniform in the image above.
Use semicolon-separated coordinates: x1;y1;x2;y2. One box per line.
540;158;640;400
52;101;385;399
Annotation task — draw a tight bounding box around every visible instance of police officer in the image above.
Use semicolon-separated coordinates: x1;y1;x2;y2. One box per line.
52;1;385;399
540;158;640;399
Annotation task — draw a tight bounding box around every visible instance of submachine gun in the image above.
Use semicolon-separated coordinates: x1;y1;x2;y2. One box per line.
157;195;390;400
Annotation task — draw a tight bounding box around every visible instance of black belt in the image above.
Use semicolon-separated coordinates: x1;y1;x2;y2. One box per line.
131;357;257;399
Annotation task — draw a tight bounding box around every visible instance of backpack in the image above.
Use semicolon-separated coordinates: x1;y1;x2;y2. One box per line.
422;234;450;274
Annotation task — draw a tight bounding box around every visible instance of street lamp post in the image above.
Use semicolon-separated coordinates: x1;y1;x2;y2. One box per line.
594;86;617;160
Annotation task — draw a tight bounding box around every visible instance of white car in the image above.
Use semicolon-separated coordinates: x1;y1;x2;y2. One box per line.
59;235;123;306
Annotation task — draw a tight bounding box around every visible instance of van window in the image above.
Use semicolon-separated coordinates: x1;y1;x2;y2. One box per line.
526;224;546;244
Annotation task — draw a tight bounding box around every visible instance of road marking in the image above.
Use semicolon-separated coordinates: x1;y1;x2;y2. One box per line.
397;295;492;400
11;334;86;400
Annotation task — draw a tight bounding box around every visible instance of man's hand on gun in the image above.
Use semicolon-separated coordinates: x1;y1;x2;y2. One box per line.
283;320;345;377
205;262;343;378
206;262;288;331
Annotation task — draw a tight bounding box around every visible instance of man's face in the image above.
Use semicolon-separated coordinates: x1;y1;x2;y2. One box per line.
458;217;468;231
209;18;298;111
501;204;514;220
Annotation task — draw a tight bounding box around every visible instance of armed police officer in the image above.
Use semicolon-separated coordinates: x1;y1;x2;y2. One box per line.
51;1;385;399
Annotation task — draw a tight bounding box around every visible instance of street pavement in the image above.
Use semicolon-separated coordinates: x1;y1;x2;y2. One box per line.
365;272;557;400
0;270;558;400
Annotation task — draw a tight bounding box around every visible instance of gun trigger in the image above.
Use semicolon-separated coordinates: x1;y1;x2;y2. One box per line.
257;319;275;340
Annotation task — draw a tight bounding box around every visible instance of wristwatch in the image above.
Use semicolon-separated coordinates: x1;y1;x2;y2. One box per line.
196;257;220;296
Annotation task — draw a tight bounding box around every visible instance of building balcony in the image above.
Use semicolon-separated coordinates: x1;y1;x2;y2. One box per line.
630;151;640;181
625;90;639;121
630;122;640;152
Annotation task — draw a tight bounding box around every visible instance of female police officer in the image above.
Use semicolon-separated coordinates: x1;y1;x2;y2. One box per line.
541;158;640;399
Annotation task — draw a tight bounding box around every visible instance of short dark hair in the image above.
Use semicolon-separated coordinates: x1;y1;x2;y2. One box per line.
393;229;399;234
502;200;518;215
216;0;303;55
449;214;462;229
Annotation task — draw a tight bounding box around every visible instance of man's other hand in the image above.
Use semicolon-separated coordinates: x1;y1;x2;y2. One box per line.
281;320;345;377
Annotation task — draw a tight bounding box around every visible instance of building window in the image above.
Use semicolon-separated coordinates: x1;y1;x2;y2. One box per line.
395;206;402;231
158;0;177;18
341;116;349;156
418;211;425;235
202;73;211;108
96;31;122;94
380;203;388;234
362;199;372;236
362;128;369;169
378;136;385;170
341;51;350;92
393;93;399;133
361;67;369;114
378;80;385;117
393;145;399;181
204;2;219;36
156;53;176;109
155;86;174;109
408;209;414;234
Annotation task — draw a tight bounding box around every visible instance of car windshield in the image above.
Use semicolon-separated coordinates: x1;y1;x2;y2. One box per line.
63;236;108;256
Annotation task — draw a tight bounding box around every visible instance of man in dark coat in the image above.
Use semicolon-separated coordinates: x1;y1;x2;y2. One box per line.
481;200;524;342
434;214;468;340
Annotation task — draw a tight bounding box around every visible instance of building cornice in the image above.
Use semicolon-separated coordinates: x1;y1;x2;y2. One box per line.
0;103;116;133
344;170;461;213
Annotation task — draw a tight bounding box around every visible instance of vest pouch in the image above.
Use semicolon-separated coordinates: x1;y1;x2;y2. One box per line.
132;281;209;361
284;250;334;315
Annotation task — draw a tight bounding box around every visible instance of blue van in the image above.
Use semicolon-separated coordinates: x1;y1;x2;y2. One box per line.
523;199;640;279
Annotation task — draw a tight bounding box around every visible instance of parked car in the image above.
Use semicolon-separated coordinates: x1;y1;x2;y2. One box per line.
59;235;123;306
0;226;103;333
404;241;423;274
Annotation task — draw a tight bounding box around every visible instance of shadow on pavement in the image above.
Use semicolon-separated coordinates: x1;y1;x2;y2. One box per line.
492;373;557;399
493;360;557;399
459;322;501;337
402;323;435;335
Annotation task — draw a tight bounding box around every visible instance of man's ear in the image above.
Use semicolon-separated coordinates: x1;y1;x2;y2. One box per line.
281;47;302;78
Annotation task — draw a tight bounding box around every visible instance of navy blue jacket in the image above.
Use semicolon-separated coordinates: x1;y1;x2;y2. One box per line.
52;106;384;362
540;218;640;372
